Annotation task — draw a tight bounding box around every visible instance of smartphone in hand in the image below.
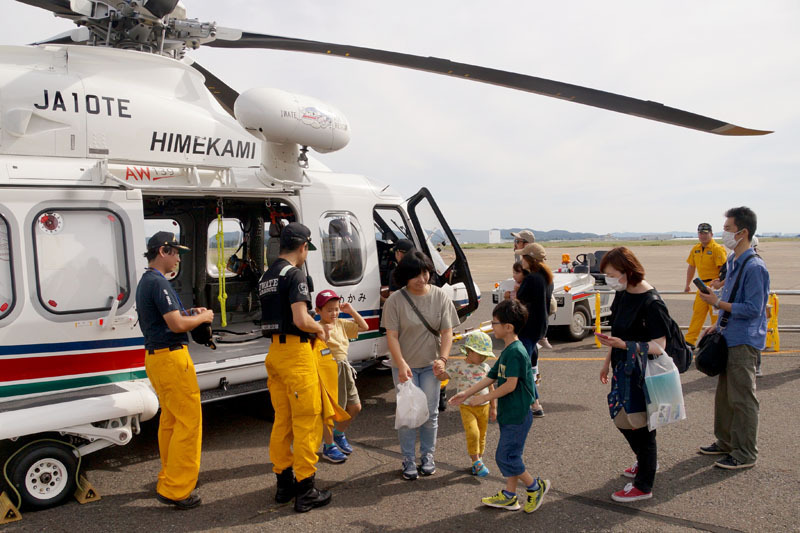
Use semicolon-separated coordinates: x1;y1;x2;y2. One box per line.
693;277;711;294
595;332;610;340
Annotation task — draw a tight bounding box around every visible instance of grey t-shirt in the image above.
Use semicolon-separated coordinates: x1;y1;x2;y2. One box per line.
381;285;460;368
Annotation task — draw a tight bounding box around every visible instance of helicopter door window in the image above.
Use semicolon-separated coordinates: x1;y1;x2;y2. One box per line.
144;219;182;278
32;208;130;315
0;216;14;319
319;212;365;286
373;206;412;287
206;218;243;279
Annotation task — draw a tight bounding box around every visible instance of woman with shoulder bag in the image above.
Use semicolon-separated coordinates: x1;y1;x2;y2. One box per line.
596;247;670;503
381;251;460;481
516;244;554;417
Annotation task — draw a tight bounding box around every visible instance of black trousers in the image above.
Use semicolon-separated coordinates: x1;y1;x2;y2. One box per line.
619;426;657;493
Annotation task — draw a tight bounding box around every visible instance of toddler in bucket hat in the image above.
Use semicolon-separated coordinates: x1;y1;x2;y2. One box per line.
439;330;497;477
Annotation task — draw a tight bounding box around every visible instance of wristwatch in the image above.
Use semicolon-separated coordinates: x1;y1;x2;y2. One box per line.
712;298;721;309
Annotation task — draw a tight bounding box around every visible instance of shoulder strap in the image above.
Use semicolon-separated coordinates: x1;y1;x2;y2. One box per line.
279;264;294;277
399;288;440;338
720;252;757;328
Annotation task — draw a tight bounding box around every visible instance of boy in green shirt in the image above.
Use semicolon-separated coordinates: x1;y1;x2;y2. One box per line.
450;300;550;513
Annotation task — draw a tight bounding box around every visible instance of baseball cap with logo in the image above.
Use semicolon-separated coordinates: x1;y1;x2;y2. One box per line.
315;290;340;309
394;239;415;253
520;242;547;261
697;223;713;233
147;231;190;254
511;229;535;243
281;222;317;250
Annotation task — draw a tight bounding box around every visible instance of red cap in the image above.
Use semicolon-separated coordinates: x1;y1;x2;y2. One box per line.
315;290;340;309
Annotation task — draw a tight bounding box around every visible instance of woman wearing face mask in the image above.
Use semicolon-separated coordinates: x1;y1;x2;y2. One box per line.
596;247;670;503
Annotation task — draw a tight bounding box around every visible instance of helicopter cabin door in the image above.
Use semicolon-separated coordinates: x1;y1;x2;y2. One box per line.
406;187;478;319
0;186;146;400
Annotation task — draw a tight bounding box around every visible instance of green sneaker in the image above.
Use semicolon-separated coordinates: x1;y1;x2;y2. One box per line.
481;490;520;511
524;478;550;513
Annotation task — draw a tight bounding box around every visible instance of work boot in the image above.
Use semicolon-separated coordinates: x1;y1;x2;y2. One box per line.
275;468;296;504
294;475;332;513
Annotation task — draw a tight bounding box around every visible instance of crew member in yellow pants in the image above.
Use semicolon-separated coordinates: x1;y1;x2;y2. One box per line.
258;222;342;513
136;231;213;510
684;223;728;346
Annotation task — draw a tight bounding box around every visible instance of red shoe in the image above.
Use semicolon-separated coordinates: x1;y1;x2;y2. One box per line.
622;461;660;478
611;483;652;502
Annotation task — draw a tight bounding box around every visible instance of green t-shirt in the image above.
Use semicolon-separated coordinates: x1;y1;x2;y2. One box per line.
487;339;535;425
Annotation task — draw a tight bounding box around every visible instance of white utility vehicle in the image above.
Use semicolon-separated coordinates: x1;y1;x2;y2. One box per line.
492;251;613;340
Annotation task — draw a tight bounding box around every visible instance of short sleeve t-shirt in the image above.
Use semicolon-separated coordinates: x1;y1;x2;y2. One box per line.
487;340;535;425
609;289;671;366
686;241;728;281
447;359;491;405
326;318;360;362
135;269;189;351
258;258;312;336
381;285;460;368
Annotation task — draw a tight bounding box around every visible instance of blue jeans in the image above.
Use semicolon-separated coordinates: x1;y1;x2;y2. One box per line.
392;365;440;461
495;409;533;477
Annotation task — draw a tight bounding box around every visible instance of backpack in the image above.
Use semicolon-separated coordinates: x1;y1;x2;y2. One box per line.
644;293;693;373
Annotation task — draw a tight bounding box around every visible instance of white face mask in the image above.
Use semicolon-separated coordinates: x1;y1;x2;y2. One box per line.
721;229;743;250
605;274;627;291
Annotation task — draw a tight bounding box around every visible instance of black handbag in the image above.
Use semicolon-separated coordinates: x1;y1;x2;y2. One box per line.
695;253;755;376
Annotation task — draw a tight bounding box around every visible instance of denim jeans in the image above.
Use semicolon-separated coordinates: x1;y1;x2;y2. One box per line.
495;409;534;477
392;365;440;461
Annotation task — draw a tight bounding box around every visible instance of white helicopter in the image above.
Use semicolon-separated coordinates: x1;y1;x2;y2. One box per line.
0;0;770;513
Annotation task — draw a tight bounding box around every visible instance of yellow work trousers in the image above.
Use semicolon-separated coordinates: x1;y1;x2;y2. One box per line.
460;403;490;457
265;337;323;481
686;292;718;345
145;346;202;501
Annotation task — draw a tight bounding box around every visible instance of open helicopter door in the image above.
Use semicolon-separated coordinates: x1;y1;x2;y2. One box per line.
406;188;478;319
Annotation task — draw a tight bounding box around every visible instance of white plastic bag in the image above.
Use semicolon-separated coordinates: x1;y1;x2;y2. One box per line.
644;349;687;431
394;380;429;429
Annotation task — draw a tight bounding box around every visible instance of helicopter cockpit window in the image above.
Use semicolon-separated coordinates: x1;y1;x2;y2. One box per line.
206;218;244;279
320;212;365;286
0;217;14;320
32;208;130;315
144;219;182;278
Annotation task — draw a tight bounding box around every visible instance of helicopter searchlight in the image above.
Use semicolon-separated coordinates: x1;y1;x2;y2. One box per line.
234;87;351;154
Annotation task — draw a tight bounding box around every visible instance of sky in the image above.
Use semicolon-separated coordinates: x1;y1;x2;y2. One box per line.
2;1;799;235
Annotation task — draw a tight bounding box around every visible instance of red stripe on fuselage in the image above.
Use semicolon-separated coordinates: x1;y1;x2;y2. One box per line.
0;349;145;382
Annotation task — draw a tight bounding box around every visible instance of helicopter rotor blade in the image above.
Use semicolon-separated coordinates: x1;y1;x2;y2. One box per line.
31;27;91;45
186;59;240;117
206;31;771;136
15;0;82;18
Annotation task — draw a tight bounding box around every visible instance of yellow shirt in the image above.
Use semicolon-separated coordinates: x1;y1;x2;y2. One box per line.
686;240;727;280
325;318;360;362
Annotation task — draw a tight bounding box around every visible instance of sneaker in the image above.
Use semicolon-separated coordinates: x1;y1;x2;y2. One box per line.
540;338;553;349
524;478;550;513
419;453;436;476
622;461;660;478
714;455;755;470
755;366;763;378
333;433;353;454
322;444;347;464
698;443;728;455
481;490;520;511
471;460;490;477
611;483;652;503
401;459;418;480
532;408;545;418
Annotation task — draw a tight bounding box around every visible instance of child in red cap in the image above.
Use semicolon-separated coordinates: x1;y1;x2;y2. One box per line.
315;290;369;462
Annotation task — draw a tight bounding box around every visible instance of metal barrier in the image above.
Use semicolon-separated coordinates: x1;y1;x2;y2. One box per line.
591;289;799;351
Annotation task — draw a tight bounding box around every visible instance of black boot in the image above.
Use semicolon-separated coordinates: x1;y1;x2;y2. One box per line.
294;475;331;513
275;468;296;504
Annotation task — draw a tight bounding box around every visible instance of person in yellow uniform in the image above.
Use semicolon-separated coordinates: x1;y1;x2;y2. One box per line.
258;222;332;513
136;231;213;510
683;223;728;346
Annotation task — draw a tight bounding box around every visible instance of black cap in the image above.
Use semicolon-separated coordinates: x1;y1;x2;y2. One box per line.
394;239;415;253
147;231;190;254
280;222;317;251
697;223;712;233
